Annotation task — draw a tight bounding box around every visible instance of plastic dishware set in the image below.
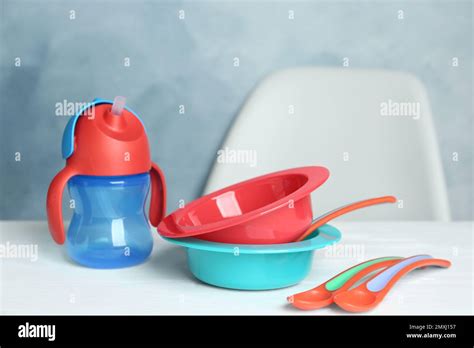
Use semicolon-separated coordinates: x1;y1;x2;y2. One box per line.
46;97;451;312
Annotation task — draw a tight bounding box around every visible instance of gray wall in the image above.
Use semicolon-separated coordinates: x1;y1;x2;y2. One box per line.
1;0;472;220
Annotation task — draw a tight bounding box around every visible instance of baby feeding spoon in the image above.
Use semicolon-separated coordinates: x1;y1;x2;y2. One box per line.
295;196;397;242
288;256;402;310
333;255;451;312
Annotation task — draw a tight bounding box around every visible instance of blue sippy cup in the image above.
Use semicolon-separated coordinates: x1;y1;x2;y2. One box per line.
46;97;166;268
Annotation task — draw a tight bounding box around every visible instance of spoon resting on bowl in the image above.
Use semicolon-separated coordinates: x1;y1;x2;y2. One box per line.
295;195;397;242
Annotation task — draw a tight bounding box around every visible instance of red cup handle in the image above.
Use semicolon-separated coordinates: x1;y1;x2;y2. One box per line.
46;166;78;244
149;161;167;227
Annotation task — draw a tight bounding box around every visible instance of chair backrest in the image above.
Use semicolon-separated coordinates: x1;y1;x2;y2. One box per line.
204;68;450;221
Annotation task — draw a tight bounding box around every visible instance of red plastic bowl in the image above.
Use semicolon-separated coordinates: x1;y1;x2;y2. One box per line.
157;166;330;244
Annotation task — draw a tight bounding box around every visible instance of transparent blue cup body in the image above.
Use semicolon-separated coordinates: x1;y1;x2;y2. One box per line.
66;173;153;268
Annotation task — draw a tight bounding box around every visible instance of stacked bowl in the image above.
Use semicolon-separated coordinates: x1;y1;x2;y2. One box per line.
157;166;342;290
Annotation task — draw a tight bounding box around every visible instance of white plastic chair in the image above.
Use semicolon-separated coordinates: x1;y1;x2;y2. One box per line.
204;68;450;221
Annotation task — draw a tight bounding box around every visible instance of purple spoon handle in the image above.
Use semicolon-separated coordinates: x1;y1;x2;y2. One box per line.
366;255;432;292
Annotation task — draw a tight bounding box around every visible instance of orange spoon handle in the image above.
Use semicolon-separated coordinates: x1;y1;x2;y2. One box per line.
296;195;397;242
324;258;401;293
367;257;451;294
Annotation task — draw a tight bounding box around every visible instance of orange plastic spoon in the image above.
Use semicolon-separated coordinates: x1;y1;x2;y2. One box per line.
333;255;451;312
296;196;397;242
288;257;401;310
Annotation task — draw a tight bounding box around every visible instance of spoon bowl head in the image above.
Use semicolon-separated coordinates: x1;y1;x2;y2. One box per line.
289;287;333;310
333;289;377;312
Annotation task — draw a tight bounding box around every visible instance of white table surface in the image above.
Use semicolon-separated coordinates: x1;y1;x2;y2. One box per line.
0;221;472;315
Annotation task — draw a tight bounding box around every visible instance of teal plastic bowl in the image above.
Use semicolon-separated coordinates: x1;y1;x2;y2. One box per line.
162;224;341;290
